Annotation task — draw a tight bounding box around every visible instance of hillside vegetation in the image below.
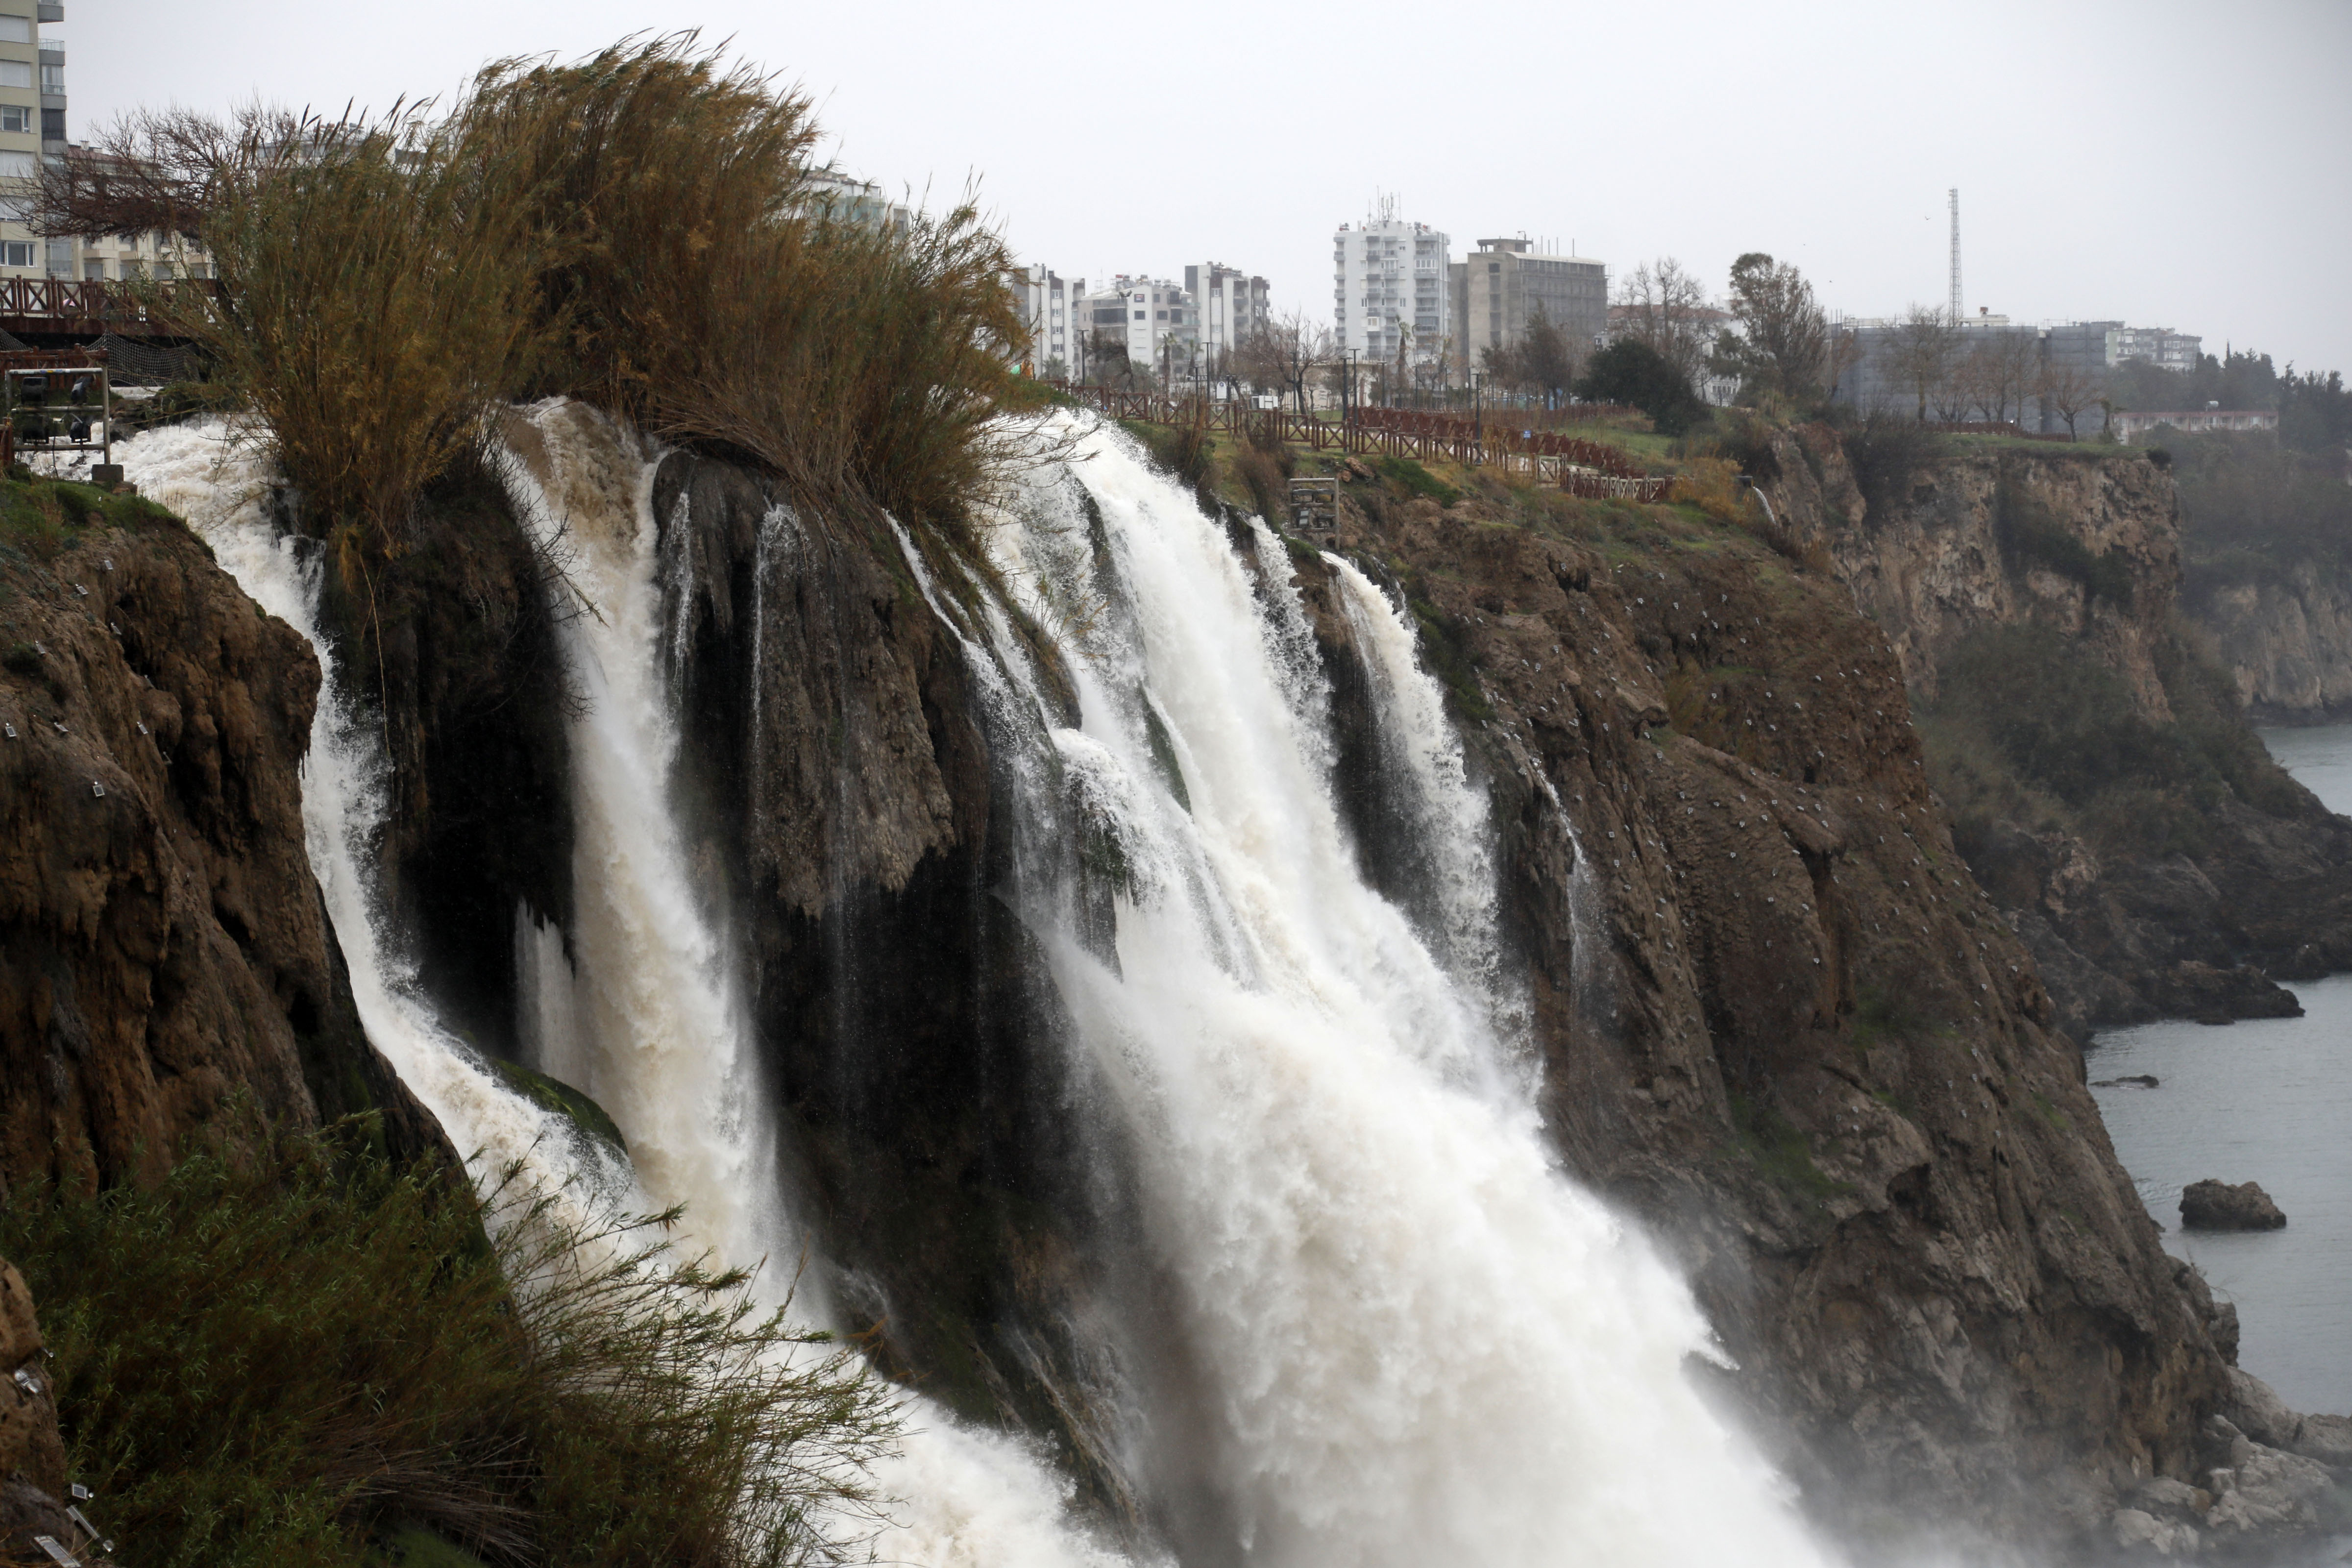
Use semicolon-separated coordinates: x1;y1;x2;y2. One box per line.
0;1116;894;1567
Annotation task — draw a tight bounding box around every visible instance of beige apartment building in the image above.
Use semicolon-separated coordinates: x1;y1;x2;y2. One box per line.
0;3;211;288
0;0;57;278
1449;238;1608;379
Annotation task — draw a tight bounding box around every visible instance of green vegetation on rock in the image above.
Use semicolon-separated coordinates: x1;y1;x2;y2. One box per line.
1920;622;2306;867
0;1116;895;1568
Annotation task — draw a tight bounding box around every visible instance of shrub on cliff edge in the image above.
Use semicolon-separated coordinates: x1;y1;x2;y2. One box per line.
0;1118;897;1567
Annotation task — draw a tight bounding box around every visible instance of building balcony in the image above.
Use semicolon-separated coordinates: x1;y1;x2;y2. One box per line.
36;3;60;20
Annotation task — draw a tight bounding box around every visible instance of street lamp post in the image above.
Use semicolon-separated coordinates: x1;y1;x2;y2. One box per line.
1471;369;1484;467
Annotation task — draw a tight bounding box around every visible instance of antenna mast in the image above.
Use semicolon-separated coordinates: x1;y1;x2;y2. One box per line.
1948;188;1962;326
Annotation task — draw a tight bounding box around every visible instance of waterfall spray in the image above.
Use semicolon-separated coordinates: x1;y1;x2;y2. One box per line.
953;416;1837;1568
121;404;1839;1568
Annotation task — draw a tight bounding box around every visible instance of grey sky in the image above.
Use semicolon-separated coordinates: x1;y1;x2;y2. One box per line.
83;0;2352;376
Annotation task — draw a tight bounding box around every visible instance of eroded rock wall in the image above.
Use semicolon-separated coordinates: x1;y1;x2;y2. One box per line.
2194;566;2352;723
1764;437;2352;1034
1292;490;2224;1548
0;501;440;1193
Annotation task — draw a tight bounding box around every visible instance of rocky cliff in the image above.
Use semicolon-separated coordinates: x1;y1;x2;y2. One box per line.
611;435;2238;1553
2192;567;2352;723
1760;434;2352;1036
0;477;439;1191
1299;477;2229;1547
0;425;2279;1558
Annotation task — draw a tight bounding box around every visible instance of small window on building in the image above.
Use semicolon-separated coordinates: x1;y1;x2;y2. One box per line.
0;16;28;41
0;105;27;134
38;64;60;92
0;60;28;88
1;240;34;267
0;148;31;177
0;196;23;221
120;259;144;279
1132;310;1145;320
81;258;101;280
39;106;58;139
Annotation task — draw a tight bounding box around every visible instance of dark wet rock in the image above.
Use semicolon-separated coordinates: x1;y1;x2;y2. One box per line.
2147;961;2303;1027
0;503;447;1187
2181;1179;2287;1231
2092;1074;2160;1088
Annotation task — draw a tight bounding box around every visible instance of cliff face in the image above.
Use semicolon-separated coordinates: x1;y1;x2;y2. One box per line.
612;438;2230;1551
0;484;440;1192
1762;436;2352;1035
1294;486;2224;1546
2193;567;2352;722
3;427;2248;1554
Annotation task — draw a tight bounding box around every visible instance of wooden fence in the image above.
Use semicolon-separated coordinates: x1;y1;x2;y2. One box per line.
0;277;216;337
1060;385;1673;502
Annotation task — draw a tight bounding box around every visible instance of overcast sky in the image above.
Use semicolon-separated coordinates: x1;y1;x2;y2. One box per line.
78;0;2352;374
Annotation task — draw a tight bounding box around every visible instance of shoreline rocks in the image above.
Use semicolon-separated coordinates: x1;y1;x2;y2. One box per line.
2180;1179;2287;1231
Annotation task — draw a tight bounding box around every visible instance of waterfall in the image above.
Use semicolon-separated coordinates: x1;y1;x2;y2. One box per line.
120;406;1838;1568
117;422;621;1209
955;416;1834;1568
493;400;1131;1568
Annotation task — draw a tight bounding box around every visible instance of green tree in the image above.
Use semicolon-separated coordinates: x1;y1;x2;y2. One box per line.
1715;252;1828;404
1575;338;1705;434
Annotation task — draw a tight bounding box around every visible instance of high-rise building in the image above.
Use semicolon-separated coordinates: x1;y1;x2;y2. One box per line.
0;0;58;279
1332;213;1449;371
1184;262;1269;361
1009;265;1082;376
1448;238;1608;378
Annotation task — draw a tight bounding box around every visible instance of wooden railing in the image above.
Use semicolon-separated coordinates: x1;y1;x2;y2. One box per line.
1059;384;1673;502
0;277;217;332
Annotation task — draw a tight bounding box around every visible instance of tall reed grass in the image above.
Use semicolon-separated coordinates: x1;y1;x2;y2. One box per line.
44;35;1028;557
0;1116;898;1568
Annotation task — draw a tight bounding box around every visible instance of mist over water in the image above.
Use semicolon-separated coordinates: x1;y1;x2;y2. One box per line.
118;409;1838;1567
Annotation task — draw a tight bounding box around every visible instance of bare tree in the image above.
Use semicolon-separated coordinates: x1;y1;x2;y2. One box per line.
1616;256;1713;383
1825;322;1864;404
1890;305;1956;422
2037;359;2107;440
1087;327;1135;390
1482;306;1580;407
1961;332;2038;423
1242;309;1329;417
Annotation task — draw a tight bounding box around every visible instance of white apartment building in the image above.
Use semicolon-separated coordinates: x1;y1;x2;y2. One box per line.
2108;324;2202;374
0;6;212;289
1077;274;1195;376
1009;264;1082;376
1184;262;1269;361
1332;212;1450;370
804;166;913;231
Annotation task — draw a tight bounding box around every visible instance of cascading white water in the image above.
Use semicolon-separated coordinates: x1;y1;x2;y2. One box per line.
122;403;1839;1568
116;422;622;1209
494;400;1132;1568
121;414;1125;1568
957;416;1838;1568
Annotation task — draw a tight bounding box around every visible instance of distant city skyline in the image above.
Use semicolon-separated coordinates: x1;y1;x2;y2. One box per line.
77;0;2352;375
